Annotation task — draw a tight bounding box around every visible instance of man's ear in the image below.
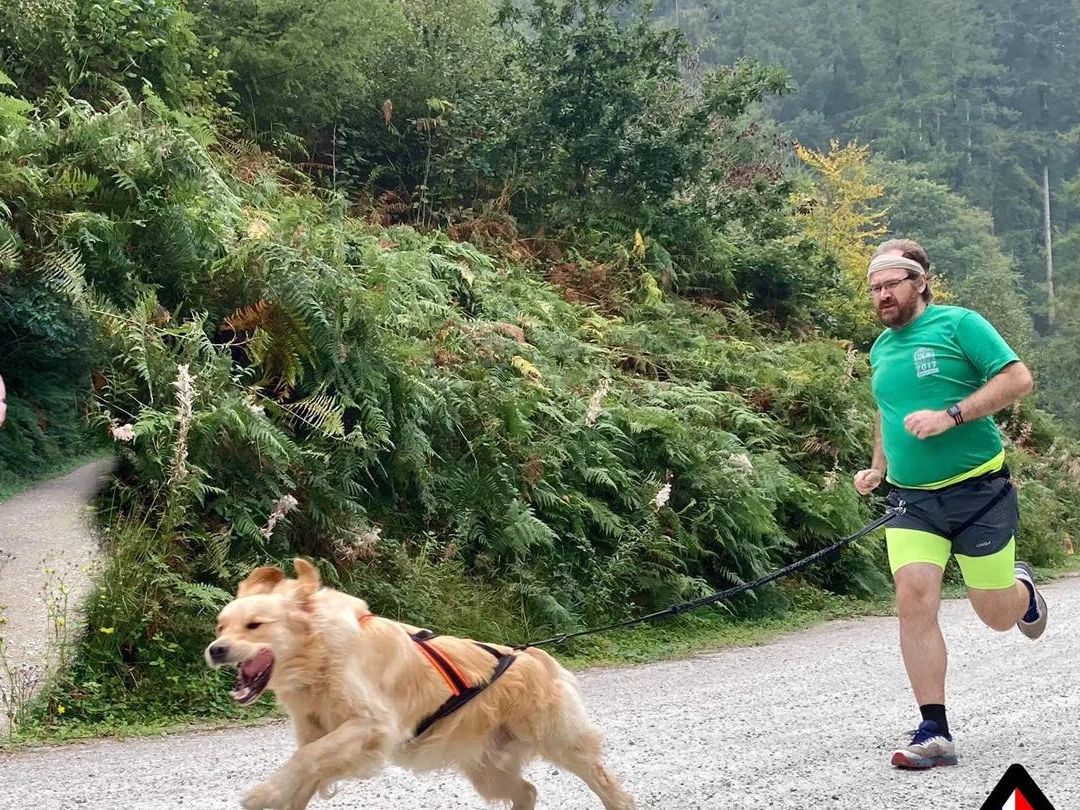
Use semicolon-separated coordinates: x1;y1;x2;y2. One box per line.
237;565;285;597
293;558;322;599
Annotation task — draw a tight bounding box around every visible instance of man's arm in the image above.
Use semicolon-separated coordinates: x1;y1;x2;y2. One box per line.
854;411;887;494
871;411;887;474
954;361;1033;422
904;361;1034;439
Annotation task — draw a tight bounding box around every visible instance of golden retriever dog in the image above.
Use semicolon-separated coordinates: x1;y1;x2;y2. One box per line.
205;559;636;810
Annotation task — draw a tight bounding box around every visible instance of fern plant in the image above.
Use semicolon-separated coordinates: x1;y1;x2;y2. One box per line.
10;84;1079;732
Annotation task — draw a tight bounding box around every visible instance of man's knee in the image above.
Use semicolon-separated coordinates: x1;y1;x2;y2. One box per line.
895;571;941;622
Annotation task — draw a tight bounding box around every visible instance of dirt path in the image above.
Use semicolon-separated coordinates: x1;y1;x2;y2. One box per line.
1;569;1076;809
0;459;113;734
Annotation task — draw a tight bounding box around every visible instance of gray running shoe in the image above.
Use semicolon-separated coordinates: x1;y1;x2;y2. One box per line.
1015;561;1047;640
891;721;957;769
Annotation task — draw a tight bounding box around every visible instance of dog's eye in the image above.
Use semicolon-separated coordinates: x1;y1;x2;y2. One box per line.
246;622;262;630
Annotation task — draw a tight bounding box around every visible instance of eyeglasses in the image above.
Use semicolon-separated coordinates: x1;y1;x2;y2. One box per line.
868;277;914;297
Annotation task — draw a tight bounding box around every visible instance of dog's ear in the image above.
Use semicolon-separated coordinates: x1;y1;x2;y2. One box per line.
237;565;285;597
293;558;321;599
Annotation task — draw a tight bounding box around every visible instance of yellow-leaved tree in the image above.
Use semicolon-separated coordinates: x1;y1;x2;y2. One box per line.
793;140;888;343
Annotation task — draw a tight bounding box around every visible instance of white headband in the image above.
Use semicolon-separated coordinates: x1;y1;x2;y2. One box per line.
867;254;926;279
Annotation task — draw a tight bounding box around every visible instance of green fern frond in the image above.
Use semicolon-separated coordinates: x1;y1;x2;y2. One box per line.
582;466;619;493
169;578;233;614
0;238;18;272
282;391;345;437
40;246;87;300
499;499;557;554
112;168;140;195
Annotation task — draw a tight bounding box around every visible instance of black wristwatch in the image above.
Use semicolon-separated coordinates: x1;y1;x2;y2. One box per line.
947;403;964;425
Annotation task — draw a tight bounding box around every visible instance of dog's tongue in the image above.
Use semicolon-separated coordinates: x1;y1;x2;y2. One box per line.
241;649;273;680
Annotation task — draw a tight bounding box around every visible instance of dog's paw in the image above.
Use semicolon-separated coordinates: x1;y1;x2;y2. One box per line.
241;781;285;810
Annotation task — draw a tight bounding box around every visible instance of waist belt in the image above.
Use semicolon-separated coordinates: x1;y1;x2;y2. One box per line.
889;466;1013;541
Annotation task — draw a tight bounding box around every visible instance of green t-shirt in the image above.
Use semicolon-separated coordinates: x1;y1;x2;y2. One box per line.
869;304;1020;488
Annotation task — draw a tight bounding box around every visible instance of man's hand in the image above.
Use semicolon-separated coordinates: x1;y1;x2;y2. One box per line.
853;468;884;495
903;409;953;440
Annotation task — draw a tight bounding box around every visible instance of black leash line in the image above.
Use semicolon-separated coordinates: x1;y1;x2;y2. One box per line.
513;500;911;651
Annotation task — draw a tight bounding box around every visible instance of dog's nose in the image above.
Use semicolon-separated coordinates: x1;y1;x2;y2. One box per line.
208;642;229;663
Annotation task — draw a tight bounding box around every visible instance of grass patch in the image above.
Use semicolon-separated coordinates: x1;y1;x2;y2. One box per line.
2;710;282;750
558;606;893;670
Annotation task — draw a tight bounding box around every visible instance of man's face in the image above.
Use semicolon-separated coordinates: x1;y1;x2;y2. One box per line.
870;255;923;327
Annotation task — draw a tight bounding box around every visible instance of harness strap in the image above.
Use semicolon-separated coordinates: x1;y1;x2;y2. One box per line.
413;651;515;739
357;615;516;739
473;642;506;661
411;634;471;694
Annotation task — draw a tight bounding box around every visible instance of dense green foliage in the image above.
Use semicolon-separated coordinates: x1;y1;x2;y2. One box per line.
0;0;1077;731
665;0;1080;293
659;0;1080;424
0;286;100;489
0;0;208;106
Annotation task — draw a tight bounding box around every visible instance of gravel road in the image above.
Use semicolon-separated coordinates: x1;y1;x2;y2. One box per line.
1;571;1076;809
0;459;113;736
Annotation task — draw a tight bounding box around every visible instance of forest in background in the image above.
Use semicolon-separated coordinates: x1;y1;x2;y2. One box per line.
1;0;1077;732
656;0;1080;422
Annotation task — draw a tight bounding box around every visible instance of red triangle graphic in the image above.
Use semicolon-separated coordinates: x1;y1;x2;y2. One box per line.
979;763;1056;810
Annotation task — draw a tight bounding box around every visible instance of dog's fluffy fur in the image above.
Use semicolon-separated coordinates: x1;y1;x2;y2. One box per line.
206;559;636;810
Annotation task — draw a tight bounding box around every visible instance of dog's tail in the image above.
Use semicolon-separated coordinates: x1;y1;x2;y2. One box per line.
521;645;585;697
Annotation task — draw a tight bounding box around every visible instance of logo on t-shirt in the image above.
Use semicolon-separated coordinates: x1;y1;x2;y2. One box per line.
914;347;939;378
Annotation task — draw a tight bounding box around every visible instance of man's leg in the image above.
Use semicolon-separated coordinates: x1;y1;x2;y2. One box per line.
951;479;1047;638
958;539;1047;637
894;562;947;705
886;528;957;769
965;583;1028;632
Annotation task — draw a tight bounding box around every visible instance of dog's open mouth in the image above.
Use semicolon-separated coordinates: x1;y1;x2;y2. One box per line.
231;649;274;705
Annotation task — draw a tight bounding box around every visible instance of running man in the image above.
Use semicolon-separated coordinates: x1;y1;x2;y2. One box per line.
853;239;1047;770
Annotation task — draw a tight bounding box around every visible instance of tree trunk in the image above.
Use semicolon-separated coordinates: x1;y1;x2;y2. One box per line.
1043;161;1055;330
965;100;971;163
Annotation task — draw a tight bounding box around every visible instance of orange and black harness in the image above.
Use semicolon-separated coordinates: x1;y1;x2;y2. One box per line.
359;614;516;739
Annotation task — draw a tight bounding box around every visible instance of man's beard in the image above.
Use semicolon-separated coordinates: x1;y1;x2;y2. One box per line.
877;295;920;327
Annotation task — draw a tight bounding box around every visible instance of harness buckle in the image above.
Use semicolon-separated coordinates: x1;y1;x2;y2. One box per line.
889;499;907;517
